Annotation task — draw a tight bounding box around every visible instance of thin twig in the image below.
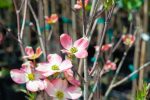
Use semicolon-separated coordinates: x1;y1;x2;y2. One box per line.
82;0;87;37
104;48;130;99
28;2;46;60
112;61;150;88
89;6;115;76
89;19;108;76
84;58;88;100
12;0;26;61
88;69;104;100
20;0;28;39
18;0;25;13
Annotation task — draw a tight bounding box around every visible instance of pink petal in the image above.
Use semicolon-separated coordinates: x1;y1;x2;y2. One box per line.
64;69;81;86
47;54;62;65
34;70;46;79
67;78;81;86
25;46;34;56
36;63;52;73
44;79;56;97
26;80;41;92
94;45;100;51
42;71;56;77
60;34;72;49
52;79;68;90
74;37;89;50
35;47;42;57
51;14;58;23
64;69;73;77
74;4;82;9
61;49;70;53
60;60;72;71
104;60;116;71
36;80;45;90
101;44;112;51
10;69;28;84
75;50;88;58
21;61;33;73
65;86;82;99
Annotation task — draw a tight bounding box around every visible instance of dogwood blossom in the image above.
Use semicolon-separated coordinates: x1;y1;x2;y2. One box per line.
23;46;42;60
45;14;58;24
74;0;89;9
95;44;112;52
44;78;82;100
60;33;89;58
104;60;116;71
122;34;135;46
36;54;72;77
10;61;45;92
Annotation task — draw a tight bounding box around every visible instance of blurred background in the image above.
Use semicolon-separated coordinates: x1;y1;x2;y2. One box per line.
0;0;150;100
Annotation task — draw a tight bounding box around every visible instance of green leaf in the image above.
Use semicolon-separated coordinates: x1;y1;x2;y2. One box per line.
97;18;105;24
128;64;138;80
40;24;51;32
61;16;72;24
91;57;96;62
106;28;113;41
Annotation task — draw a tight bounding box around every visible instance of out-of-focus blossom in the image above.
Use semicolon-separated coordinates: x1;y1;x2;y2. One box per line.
122;34;135;46
74;0;89;9
36;54;72;77
10;61;45;92
95;44;112;52
104;60;116;71
64;69;81;86
23;46;42;60
45;14;58;24
60;33;89;58
44;79;82;100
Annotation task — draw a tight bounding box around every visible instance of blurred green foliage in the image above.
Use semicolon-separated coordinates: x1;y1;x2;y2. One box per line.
136;82;148;100
104;0;116;10
117;0;143;11
0;0;12;8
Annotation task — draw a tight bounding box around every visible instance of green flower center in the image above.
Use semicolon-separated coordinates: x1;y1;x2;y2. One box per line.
51;65;59;70
55;90;64;100
125;38;131;45
70;47;78;53
28;73;35;80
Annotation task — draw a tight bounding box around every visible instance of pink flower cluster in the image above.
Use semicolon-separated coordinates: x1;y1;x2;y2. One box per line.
10;34;89;99
94;34;135;72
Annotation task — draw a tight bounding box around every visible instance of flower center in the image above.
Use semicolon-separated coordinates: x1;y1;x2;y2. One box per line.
51;65;59;70
28;73;35;80
70;47;78;53
55;90;64;100
124;38;131;45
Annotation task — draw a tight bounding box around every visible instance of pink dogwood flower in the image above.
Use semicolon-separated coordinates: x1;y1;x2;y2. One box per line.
122;34;135;46
44;78;82;100
36;54;72;77
64;69;81;86
10;61;45;92
23;46;42;60
45;14;58;24
104;60;116;71
74;0;89;9
60;33;89;58
95;44;112;52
